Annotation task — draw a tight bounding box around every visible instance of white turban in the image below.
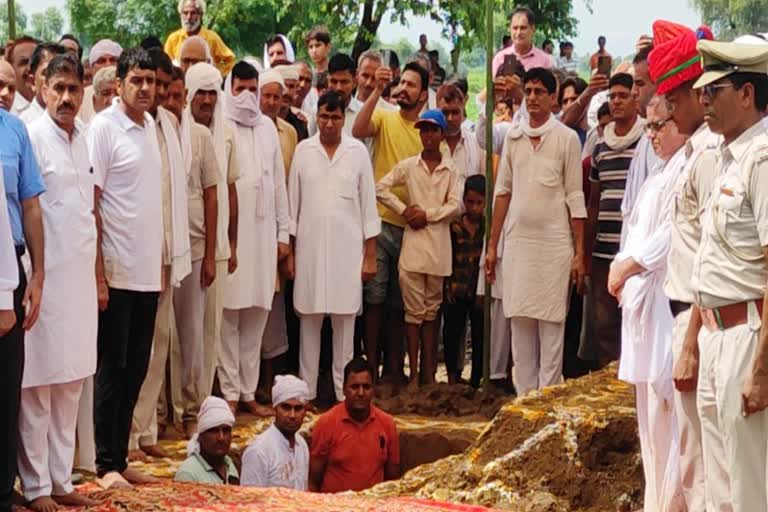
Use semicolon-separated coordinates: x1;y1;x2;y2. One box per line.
186;396;235;456
275;63;300;81
263;34;296;69
259;69;285;91
272;375;310;406
88;39;123;66
185;61;221;103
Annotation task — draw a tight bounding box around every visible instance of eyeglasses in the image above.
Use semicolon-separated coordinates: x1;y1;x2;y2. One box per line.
701;82;734;99
645;116;673;135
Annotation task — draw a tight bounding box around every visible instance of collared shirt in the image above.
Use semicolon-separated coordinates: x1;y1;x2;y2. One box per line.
241;424;309;490
345;98;374;154
442;126;485;185
620;134;661;248
376;155;461;276
276;117;298;177
557;56;580;74
187;121;222;261
11;93;30;117
692;120;768;308
87;102;163;292
0;163;18;309
491;44;553;75
19;97;45;125
0;109;45;245
444;215;484;303
664;124;719;303
370;109;423;228
310;403;400;494
175;452;239;485
165;27;236;77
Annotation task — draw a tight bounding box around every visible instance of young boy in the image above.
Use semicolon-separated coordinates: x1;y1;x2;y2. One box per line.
376;110;461;388
305;26;331;74
442;175;486;387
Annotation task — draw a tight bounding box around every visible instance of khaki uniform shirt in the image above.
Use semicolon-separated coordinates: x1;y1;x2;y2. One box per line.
692;121;768;308
187;122;222;261
664;124;719;303
376;155;461;276
276;117;298;179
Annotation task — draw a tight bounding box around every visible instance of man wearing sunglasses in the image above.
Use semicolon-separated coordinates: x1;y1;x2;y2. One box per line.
688;40;768;512
648;25;719;512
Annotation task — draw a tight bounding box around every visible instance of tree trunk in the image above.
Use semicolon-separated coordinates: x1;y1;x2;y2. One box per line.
351;0;388;63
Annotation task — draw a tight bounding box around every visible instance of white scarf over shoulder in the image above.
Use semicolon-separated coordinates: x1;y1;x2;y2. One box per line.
157;106;192;287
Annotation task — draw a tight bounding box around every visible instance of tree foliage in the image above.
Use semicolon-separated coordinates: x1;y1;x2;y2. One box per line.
690;0;768;40
30;7;64;42
65;0;583;64
0;1;27;43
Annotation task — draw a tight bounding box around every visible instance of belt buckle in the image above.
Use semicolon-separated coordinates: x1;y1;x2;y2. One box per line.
701;308;724;331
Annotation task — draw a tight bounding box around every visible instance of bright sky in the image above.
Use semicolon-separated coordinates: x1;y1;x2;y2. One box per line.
22;0;702;57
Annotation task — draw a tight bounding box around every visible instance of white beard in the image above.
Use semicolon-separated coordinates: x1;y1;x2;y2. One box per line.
182;18;201;33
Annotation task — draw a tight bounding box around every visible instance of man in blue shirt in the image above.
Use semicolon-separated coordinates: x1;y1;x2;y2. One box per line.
0;107;45;510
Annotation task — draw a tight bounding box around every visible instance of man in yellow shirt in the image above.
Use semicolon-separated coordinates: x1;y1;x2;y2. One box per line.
352;61;429;383
165;0;235;77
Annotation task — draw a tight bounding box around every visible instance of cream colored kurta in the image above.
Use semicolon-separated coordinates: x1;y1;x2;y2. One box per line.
223;118;290;310
496;121;586;322
24;113;97;388
288;135;381;315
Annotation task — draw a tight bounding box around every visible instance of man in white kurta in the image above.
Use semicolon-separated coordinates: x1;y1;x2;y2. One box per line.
288;91;380;402
241;375;310;489
18;54;100;510
609;97;688;512
219;61;290;415
486;68;586;397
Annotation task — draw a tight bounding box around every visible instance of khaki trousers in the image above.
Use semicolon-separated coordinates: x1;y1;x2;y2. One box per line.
698;302;767;512
671;308;707;512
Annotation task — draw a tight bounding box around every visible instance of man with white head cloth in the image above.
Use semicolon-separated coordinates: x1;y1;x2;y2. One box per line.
78;39;122;123
264;34;296;69
165;0;235;77
182;62;240;425
241;375;310;489
218;60;290;418
175;396;238;484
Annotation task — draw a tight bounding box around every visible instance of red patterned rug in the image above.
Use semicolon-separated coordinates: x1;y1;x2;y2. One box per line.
16;482;501;511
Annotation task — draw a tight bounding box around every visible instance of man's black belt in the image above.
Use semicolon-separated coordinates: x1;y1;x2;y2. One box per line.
669;300;691;317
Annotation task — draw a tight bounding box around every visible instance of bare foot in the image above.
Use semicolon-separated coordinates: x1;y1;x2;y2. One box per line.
121;467;160;485
127;449;147;462
227;400;238;415
53;491;101;508
96;471;132;490
406;378;419;391
28;496;59;512
241;400;275;417
140;444;169;458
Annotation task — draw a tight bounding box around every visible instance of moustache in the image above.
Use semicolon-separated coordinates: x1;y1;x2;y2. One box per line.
57;103;75;113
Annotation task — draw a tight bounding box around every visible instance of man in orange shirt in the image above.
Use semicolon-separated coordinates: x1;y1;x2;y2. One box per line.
309;358;400;492
589;36;612;71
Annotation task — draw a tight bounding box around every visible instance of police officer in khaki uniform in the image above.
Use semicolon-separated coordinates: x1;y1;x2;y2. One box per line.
691;40;768;512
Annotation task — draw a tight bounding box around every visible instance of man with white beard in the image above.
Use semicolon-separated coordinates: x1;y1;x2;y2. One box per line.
218;60;290;417
608;96;688;511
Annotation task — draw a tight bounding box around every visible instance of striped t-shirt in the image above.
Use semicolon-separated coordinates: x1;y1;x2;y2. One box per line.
590;137;641;260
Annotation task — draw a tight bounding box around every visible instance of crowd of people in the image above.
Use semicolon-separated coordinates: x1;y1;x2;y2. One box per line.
1;0;768;510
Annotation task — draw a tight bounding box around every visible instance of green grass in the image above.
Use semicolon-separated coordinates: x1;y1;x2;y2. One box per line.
465;67;485;121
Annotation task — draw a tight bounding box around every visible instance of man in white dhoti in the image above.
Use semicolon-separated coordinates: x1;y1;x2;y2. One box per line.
287;90;380;402
608;96;688;512
19;44;67;125
241;375;310;489
18;53;100;512
129;48;192;453
486;67;587;396
218;60;290;417
184;63;239;423
648;26;719;511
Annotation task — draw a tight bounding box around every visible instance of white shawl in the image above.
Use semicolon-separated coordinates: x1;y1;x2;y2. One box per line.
603;116;646;151
263;34;296;68
157;107;192;287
